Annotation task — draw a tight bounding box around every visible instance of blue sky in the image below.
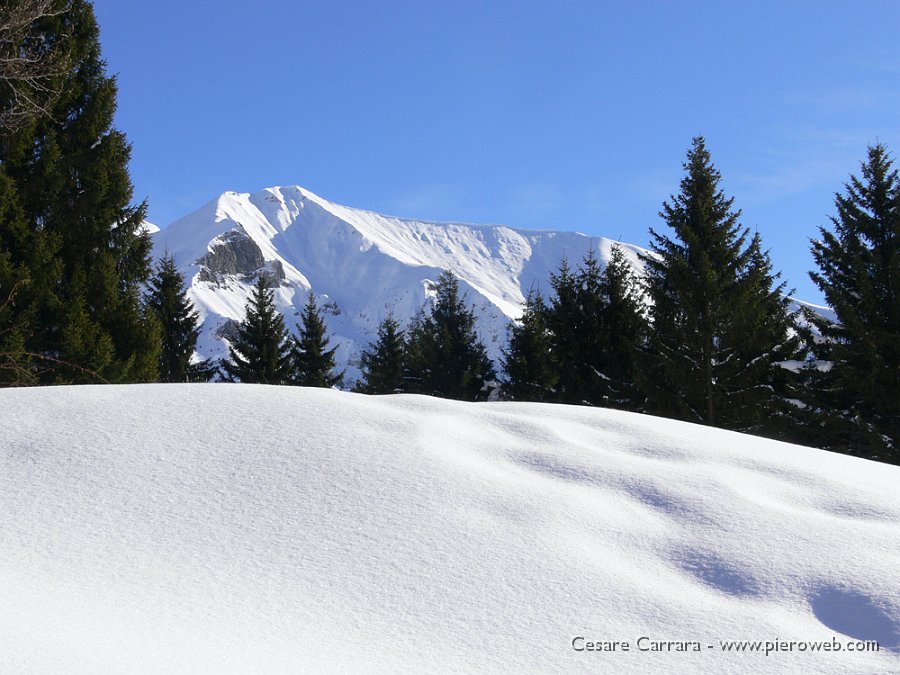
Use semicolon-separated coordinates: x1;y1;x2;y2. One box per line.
92;0;900;303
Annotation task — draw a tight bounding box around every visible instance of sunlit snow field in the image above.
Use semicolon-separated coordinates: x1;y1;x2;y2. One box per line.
1;385;898;673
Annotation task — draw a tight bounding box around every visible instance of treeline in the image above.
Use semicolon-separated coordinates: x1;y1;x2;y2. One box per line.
356;138;899;466
1;4;897;465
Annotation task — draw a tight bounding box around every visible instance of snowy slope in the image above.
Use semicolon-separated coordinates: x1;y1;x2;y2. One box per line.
151;186;646;379
1;385;898;674
140;220;160;235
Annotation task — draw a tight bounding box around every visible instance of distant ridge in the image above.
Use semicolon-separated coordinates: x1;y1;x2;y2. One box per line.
152;185;647;380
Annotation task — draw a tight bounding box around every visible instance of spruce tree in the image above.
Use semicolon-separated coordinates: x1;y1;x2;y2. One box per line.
402;309;430;393
1;0;158;383
0;170;36;384
222;276;292;384
720;233;804;435
356;312;406;394
405;271;496;400
146;252;213;382
546;247;644;408
548;250;606;405
640;136;796;429
807;144;900;462
502;288;556;401
595;244;646;410
547;258;581;403
292;291;342;388
570;249;606;403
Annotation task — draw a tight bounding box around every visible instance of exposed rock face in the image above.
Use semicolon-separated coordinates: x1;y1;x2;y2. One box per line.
214;318;241;343
259;259;286;285
196;228;285;284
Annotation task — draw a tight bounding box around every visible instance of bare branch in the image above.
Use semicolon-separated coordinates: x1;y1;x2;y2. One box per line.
0;0;73;132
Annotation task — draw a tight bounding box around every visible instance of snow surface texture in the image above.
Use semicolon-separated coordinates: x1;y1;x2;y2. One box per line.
151;186;647;380
2;385;898;674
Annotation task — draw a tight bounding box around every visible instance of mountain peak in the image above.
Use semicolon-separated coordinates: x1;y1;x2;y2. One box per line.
152;186;646;381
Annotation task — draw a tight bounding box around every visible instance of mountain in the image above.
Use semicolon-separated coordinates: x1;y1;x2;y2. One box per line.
151;186;646;381
2;384;898;673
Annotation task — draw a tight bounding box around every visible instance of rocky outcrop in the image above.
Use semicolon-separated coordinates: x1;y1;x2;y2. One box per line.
197;228;285;285
214;318;241;343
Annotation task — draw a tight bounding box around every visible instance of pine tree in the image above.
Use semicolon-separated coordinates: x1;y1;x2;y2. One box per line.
596;244;646;410
1;1;158;383
405;271;496;400
402;309;430;393
356;312;406;394
570;249;606;403
640;137;794;429
547;258;581;403
502;288;556;401
146;252;212;382
807;144;900;462
292;291;342;388
719;233;804;435
545;247;644;408
222;276;292;384
0;170;36;384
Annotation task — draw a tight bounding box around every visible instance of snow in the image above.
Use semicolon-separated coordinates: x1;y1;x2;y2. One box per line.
151;186;648;380
2;384;898;674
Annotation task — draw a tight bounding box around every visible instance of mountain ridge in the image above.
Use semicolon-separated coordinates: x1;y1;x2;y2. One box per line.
152;185;647;380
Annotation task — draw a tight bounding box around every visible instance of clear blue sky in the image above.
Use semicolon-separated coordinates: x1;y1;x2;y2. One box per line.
92;0;900;304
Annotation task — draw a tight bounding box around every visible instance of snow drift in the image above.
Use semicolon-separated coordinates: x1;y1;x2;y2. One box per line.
1;385;898;673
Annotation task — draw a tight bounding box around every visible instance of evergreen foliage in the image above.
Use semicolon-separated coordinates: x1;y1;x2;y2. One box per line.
560;249;605;404
721;233;805;436
0;170;37;384
544;247;644;408
356;312;406;394
502;289;556;401
546;258;581;402
222;276;292;384
0;0;158;384
640;137;800;429
593;244;646;410
292;291;342;388
806;144;900;462
146;252;212;382
404;271;496;400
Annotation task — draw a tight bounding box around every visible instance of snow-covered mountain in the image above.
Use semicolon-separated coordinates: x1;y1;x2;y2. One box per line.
2;384;898;673
152;186;646;380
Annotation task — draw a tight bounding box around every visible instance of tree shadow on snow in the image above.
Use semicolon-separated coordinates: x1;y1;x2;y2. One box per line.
811;585;900;653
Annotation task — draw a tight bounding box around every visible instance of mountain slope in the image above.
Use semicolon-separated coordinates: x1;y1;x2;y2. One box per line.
152;186;646;378
1;385;898;673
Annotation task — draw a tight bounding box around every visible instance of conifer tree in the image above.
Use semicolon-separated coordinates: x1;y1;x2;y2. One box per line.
547;258;581;403
356;312;406;394
546;247;644;408
402;309;430;393
807;144;900;462
570;249;606;403
595;244;646;410
292;291;342;388
146;252;213;382
222;276;292;384
0;170;36;384
640;137;796;429
502;288;556;401
1;0;158;383
719;233;804;435
405;271;496;400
